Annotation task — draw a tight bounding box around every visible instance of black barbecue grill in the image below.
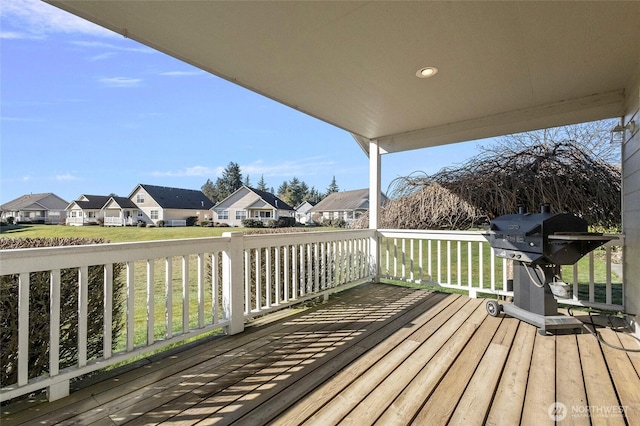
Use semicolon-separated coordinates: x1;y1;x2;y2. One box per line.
484;205;613;334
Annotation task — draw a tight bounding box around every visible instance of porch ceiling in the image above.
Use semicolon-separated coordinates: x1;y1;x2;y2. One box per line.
49;1;640;155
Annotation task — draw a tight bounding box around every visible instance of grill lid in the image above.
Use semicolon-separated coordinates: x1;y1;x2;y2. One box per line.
485;206;613;265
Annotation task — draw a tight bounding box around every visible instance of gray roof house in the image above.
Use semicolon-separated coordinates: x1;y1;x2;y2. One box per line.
129;184;215;226
309;188;387;225
212;186;294;227
66;195;112;226
0;193;68;224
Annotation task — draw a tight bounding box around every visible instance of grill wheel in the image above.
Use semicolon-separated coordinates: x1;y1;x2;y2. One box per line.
486;300;502;317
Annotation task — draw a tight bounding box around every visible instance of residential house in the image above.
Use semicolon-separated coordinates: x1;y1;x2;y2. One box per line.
294;200;316;224
102;196;138;226
129;184;214;226
212;186;294;227
308;188;386;225
0;193;68;224
65;195;111;226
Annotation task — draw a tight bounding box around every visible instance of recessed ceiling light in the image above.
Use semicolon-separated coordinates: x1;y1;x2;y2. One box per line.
416;67;438;78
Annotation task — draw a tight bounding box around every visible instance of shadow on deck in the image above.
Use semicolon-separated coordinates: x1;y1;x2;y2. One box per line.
2;283;639;425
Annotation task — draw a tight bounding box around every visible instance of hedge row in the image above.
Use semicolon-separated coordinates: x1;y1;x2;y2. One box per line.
241;217;297;228
0;238;126;387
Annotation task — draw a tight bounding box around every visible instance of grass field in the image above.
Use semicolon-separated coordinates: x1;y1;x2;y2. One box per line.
0;223;244;242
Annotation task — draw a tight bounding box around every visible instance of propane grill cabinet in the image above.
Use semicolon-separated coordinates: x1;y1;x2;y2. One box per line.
484;205;613;335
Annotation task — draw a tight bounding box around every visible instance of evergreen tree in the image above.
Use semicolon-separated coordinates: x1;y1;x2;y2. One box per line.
303;187;323;204
244;175;251;187
326;176;339;195
277;181;289;199
284;177;305;207
201;179;219;203
217;162;243;200
256;175;268;191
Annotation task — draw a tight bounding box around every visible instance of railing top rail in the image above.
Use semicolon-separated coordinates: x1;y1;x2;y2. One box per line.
378;229;624;245
242;229;375;249
379;229;488;242
0;236;231;274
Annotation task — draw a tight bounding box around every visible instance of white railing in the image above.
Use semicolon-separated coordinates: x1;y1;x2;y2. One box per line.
0;230;374;403
0;228;624;404
378;230;625;312
103;217;134;226
166;219;187;227
65;217;84;225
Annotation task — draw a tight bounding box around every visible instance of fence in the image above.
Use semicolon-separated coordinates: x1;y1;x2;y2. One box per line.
378;229;624;311
0;228;624;403
0;230;374;403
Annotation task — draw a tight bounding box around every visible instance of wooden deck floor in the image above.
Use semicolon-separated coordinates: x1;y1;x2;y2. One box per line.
2;283;640;425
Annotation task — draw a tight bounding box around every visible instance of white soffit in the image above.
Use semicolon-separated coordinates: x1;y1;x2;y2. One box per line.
49;1;640;155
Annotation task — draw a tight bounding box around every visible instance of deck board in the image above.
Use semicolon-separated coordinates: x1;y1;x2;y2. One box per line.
2;282;639;426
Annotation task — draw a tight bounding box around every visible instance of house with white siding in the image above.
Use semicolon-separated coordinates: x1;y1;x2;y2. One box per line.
65;195;111;226
129;184;214;226
212;186;294;227
102;196;139;226
294;201;316;224
308;189;386;225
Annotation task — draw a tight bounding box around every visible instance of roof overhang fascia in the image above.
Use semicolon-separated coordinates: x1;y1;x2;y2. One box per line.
354;90;625;156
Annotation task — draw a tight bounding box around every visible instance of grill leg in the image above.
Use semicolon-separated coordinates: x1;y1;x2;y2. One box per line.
513;263;558;316
503;262;582;334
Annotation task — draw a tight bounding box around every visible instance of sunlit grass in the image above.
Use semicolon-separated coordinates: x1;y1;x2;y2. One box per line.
0;223;244;242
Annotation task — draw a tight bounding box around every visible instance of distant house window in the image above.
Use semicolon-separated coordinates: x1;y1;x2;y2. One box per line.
150;210;159;220
87;212;96;218
217;209;228;220
257;211;272;218
236;210;247;220
136;194;145;203
71;211;77;218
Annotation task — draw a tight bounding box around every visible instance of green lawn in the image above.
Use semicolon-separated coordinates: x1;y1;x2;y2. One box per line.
0;223;243;242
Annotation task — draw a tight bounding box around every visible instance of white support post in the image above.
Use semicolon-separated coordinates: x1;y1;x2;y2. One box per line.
222;232;245;335
369;140;381;281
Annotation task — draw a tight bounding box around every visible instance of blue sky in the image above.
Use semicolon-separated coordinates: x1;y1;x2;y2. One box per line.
0;0;486;205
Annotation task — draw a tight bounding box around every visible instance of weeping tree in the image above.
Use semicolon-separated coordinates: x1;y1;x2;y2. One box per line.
354;120;621;230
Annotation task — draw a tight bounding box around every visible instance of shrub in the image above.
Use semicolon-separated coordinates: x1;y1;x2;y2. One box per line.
316;217;347;228
97;217;105;226
7;217;15;225
277;217;296;228
137;220;146;227
157;220;165;227
200;220;213;227
241;219;264;228
0;237;126;387
266;219;278;228
186;216;199;227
